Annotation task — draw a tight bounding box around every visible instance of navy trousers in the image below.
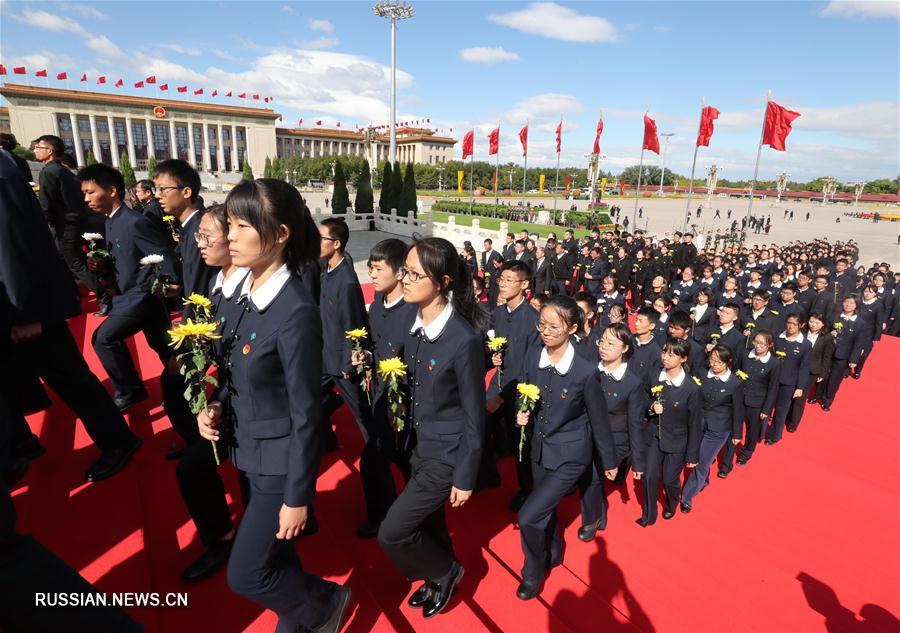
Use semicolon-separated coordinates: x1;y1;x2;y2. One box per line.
768;384;798;443
641;436;685;525
682;429;730;506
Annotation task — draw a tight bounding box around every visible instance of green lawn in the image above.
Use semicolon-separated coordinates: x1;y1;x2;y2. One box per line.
422;211;598;239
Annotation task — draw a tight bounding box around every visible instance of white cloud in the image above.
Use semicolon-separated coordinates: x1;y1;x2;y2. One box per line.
3;51;76;71
308;18;334;33
14;8;89;36
136;55;207;82
458;46;519;63
653;25;671;33
507;93;584;122
717;101;899;142
297;38;340;50
86;35;125;59
280;4;294;13
821;1;899;19
212;49;244;63
60;4;110;20
489;2;618;43
162;43;202;56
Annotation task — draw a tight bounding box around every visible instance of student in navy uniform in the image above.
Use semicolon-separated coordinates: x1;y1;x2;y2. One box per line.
667;311;706;376
741;291;779;335
771;282;806;333
821;296;869;412
79;164;182;412
483;260;540;511
766;314;811;444
596;275;626;318
798;312;834;414
134;179;174;245
198;179;351;632
715;276;743;308
0;149;142;483
481;238;503;305
583;246;606;297
631;307;662;385
680;344;744;513
635;338;701;526
689;288;716;346
176;203;248;582
319;217;393;538
720;330;781;474
501;232;517;260
578;323;647;540
671;266;699;313
706;303;744;357
515;296;617;600
378;237;486;619
855;285;884;379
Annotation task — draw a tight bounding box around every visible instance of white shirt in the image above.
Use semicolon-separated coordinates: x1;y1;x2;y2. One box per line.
326;257;345;273
384;293;404;309
109;205;124;220
598;361;628;381
238;264;291;311
539;342;575;376
779;331;805;343
707;368;732;382
719;323;735;335
692;304;709;321
658;368;686;387
840;313;857;322
506;296;526;314
752;309;765;320
748;350;771;363
213;266;250;300
410;301;454;340
180;208;200;228
807;331;820;347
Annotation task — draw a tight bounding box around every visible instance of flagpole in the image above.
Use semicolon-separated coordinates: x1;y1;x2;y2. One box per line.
633;148;645;229
553;116;561;223
468;146;474;216
493;122;500;219
743;90;771;244
522;120;528;204
684;97;704;232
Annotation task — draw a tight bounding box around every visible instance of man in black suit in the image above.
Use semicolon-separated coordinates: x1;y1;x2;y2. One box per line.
0;150;142;482
482;238;503;305
550;241;573;295
134;178;173;244
32;134;110;316
531;246;552;297
501;232;516;260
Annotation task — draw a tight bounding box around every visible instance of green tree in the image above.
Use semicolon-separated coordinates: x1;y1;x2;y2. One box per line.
13;145;36;161
119;151;136;188
389;161;403;213
400;162;418;217
378;162;392;212
617;165;678;187
241;159;254;182
147;155;158;176
355;159;374;215
331;160;351;214
86;150;98;166
263;156;273;178
271;156;285;181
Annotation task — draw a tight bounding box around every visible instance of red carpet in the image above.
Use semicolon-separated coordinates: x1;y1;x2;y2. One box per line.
13;293;900;632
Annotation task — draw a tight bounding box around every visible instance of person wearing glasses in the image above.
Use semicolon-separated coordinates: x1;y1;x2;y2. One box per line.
680;344;744;514
577;323;647;541
378;237;486;619
515;296;616;599
33;134;111;317
766;314;811;445
133;179;174;246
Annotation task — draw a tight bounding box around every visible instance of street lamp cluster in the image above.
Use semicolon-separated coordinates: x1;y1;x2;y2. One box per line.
373;1;414;167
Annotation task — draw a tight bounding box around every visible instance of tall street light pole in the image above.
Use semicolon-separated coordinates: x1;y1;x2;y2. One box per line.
657;132;674;196
373;1;413;167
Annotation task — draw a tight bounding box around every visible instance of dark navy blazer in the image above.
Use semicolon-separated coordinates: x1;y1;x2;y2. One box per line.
486;299;541;401
643;372;702;463
698;371;744;436
598;364;648;468
368;291;418;401
319;257;369;377
775;334;811;387
736;352;781;412
178;210;217;317
831;315;869;363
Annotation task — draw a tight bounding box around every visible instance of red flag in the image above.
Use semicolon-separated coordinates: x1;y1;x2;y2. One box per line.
593;119;604;154
36;69;48;77
264;97;270;103
57;71;68;80
13;67;26;75
252;94;259;100
462;130;474;159
97;76;106;84
80;73;87;82
762;101;800;151
643;114;659;154
194;88;203;95
696;106;720;147
555;121;562;153
177;85;187;93
146;75;156;84
315;120;322;126
159;83;168;91
0;65;7;75
299;118;303;126
134;81;144;88
115;79;123;87
519;124;528;156
226;91;232;97
212;89;218;97
238;92;246;99
488;128;499;156
336;122;341;127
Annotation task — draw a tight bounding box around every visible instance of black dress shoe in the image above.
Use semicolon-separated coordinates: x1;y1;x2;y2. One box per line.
356;519;380;539
822;404;831;412
736;458;748;466
181;539;233;582
314;585;351;633
165;447;186;460
662;509;676;520
786;426;797;433
577;519;604;542
423;561;463;619
807;397;819;404
764;439;775;446
114;387;149;412
851;371;861;380
86;436;143;482
635;517;652;528
93;303;112;317
407;583;432;608
14;434;46;460
509;490;528;513
717;470;729;479
516;579;542;600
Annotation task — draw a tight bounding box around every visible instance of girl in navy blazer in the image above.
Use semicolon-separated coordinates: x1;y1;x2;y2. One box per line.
377;237;486;619
822;296;870;411
766;314;811;444
515;296;617;600
796;312;834;423
197;180;349;633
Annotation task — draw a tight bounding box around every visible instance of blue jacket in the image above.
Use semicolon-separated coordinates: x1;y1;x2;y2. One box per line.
486;299;541;401
775;334;811;387
736;351;781;411
178;210;217;318
698;371;744;436
644;371;702;463
598;364;648;469
319;256;369;376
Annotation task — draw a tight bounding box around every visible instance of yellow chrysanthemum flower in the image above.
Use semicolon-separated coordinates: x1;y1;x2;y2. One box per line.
736;370;749;381
183;293;214;315
692;376;702;385
168;319;221;349
163;215;176;223
486;336;508;352
834;322;844;331
746;322;756;329
776;351;787;358
346;328;368;341
378;357;407;381
517;383;541;403
650;385;664;396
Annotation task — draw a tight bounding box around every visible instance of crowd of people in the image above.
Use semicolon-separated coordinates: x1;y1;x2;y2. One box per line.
0;133;896;631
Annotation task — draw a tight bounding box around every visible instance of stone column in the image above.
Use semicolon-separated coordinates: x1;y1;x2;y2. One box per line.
216;125;226;171
231;124;239;171
168;119;177;159
88;114;102;163
244;126;252;170
187;122;196;170
202;122;212;171
70;113;85;167
145;118;155;161
107;115;119;168
125;117;137;166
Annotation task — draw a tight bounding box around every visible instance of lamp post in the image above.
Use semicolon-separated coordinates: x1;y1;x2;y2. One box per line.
852;181;866;208
436;164;444;191
373;1;414;168
775;171;790;203
821;177;838;205
657;132;674;196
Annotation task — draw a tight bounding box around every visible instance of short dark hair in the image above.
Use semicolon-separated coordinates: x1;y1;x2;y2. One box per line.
78;163;125;199
320;217;350;252
661;337;691;359
136;179;155;193
0;132;18;151
34;134;65;156
709;344;734;368
542;294;582;328
369;238;407;272
782;281;798;293
669;310;693;330
153;158;201;203
637;305;659;326
201;203;228;233
604;322;634;360
500;259;533;282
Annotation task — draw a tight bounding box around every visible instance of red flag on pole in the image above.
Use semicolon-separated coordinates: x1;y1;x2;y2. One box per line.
226;91;232;97
461;130;474;159
298;118;303;126
0;65;7;75
146;75;156;84
643;114;660;153
35;69;48;77
212;89;217;97
762;101;800;151
57;72;68;80
252;94;259;100
519;124;528;156
593;119;604;154
134;81;144;88
97;76;106;84
555;121;562;153
315;120;322;126
238;92;246;98
13;67;27;75
115;79;123;87
177;85;187;92
194;88;203;95
696;106;720;147
488;128;499;155
160;84;169;91
80;73;87;82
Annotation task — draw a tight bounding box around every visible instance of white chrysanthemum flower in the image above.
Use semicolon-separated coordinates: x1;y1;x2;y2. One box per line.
140;254;165;266
486;329;496;339
82;232;103;241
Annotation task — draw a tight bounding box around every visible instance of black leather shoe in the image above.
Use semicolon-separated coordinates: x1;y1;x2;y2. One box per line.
356;520;380;539
93;303;112;317
407;583;432;608
764;439;775;446
822;404;831;412
181;539;233;583
807;397;819;404
736;458;748;466
314;585;351;633
717;470;729;479
165;447;186;460
86;436;143;482
577;519;603;542
680;502;692;514
509;490;528;513
14;434;46;460
662;509;676;520
423;562;463;619
114;387;149;412
851;371;861;380
786;426;797;433
635;517;652;528
516;579;542;600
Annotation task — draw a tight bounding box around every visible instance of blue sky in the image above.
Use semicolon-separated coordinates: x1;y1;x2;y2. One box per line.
1;0;898;181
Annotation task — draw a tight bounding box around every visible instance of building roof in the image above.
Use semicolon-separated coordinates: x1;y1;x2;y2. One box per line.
0;83;280;121
276;126;456;145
